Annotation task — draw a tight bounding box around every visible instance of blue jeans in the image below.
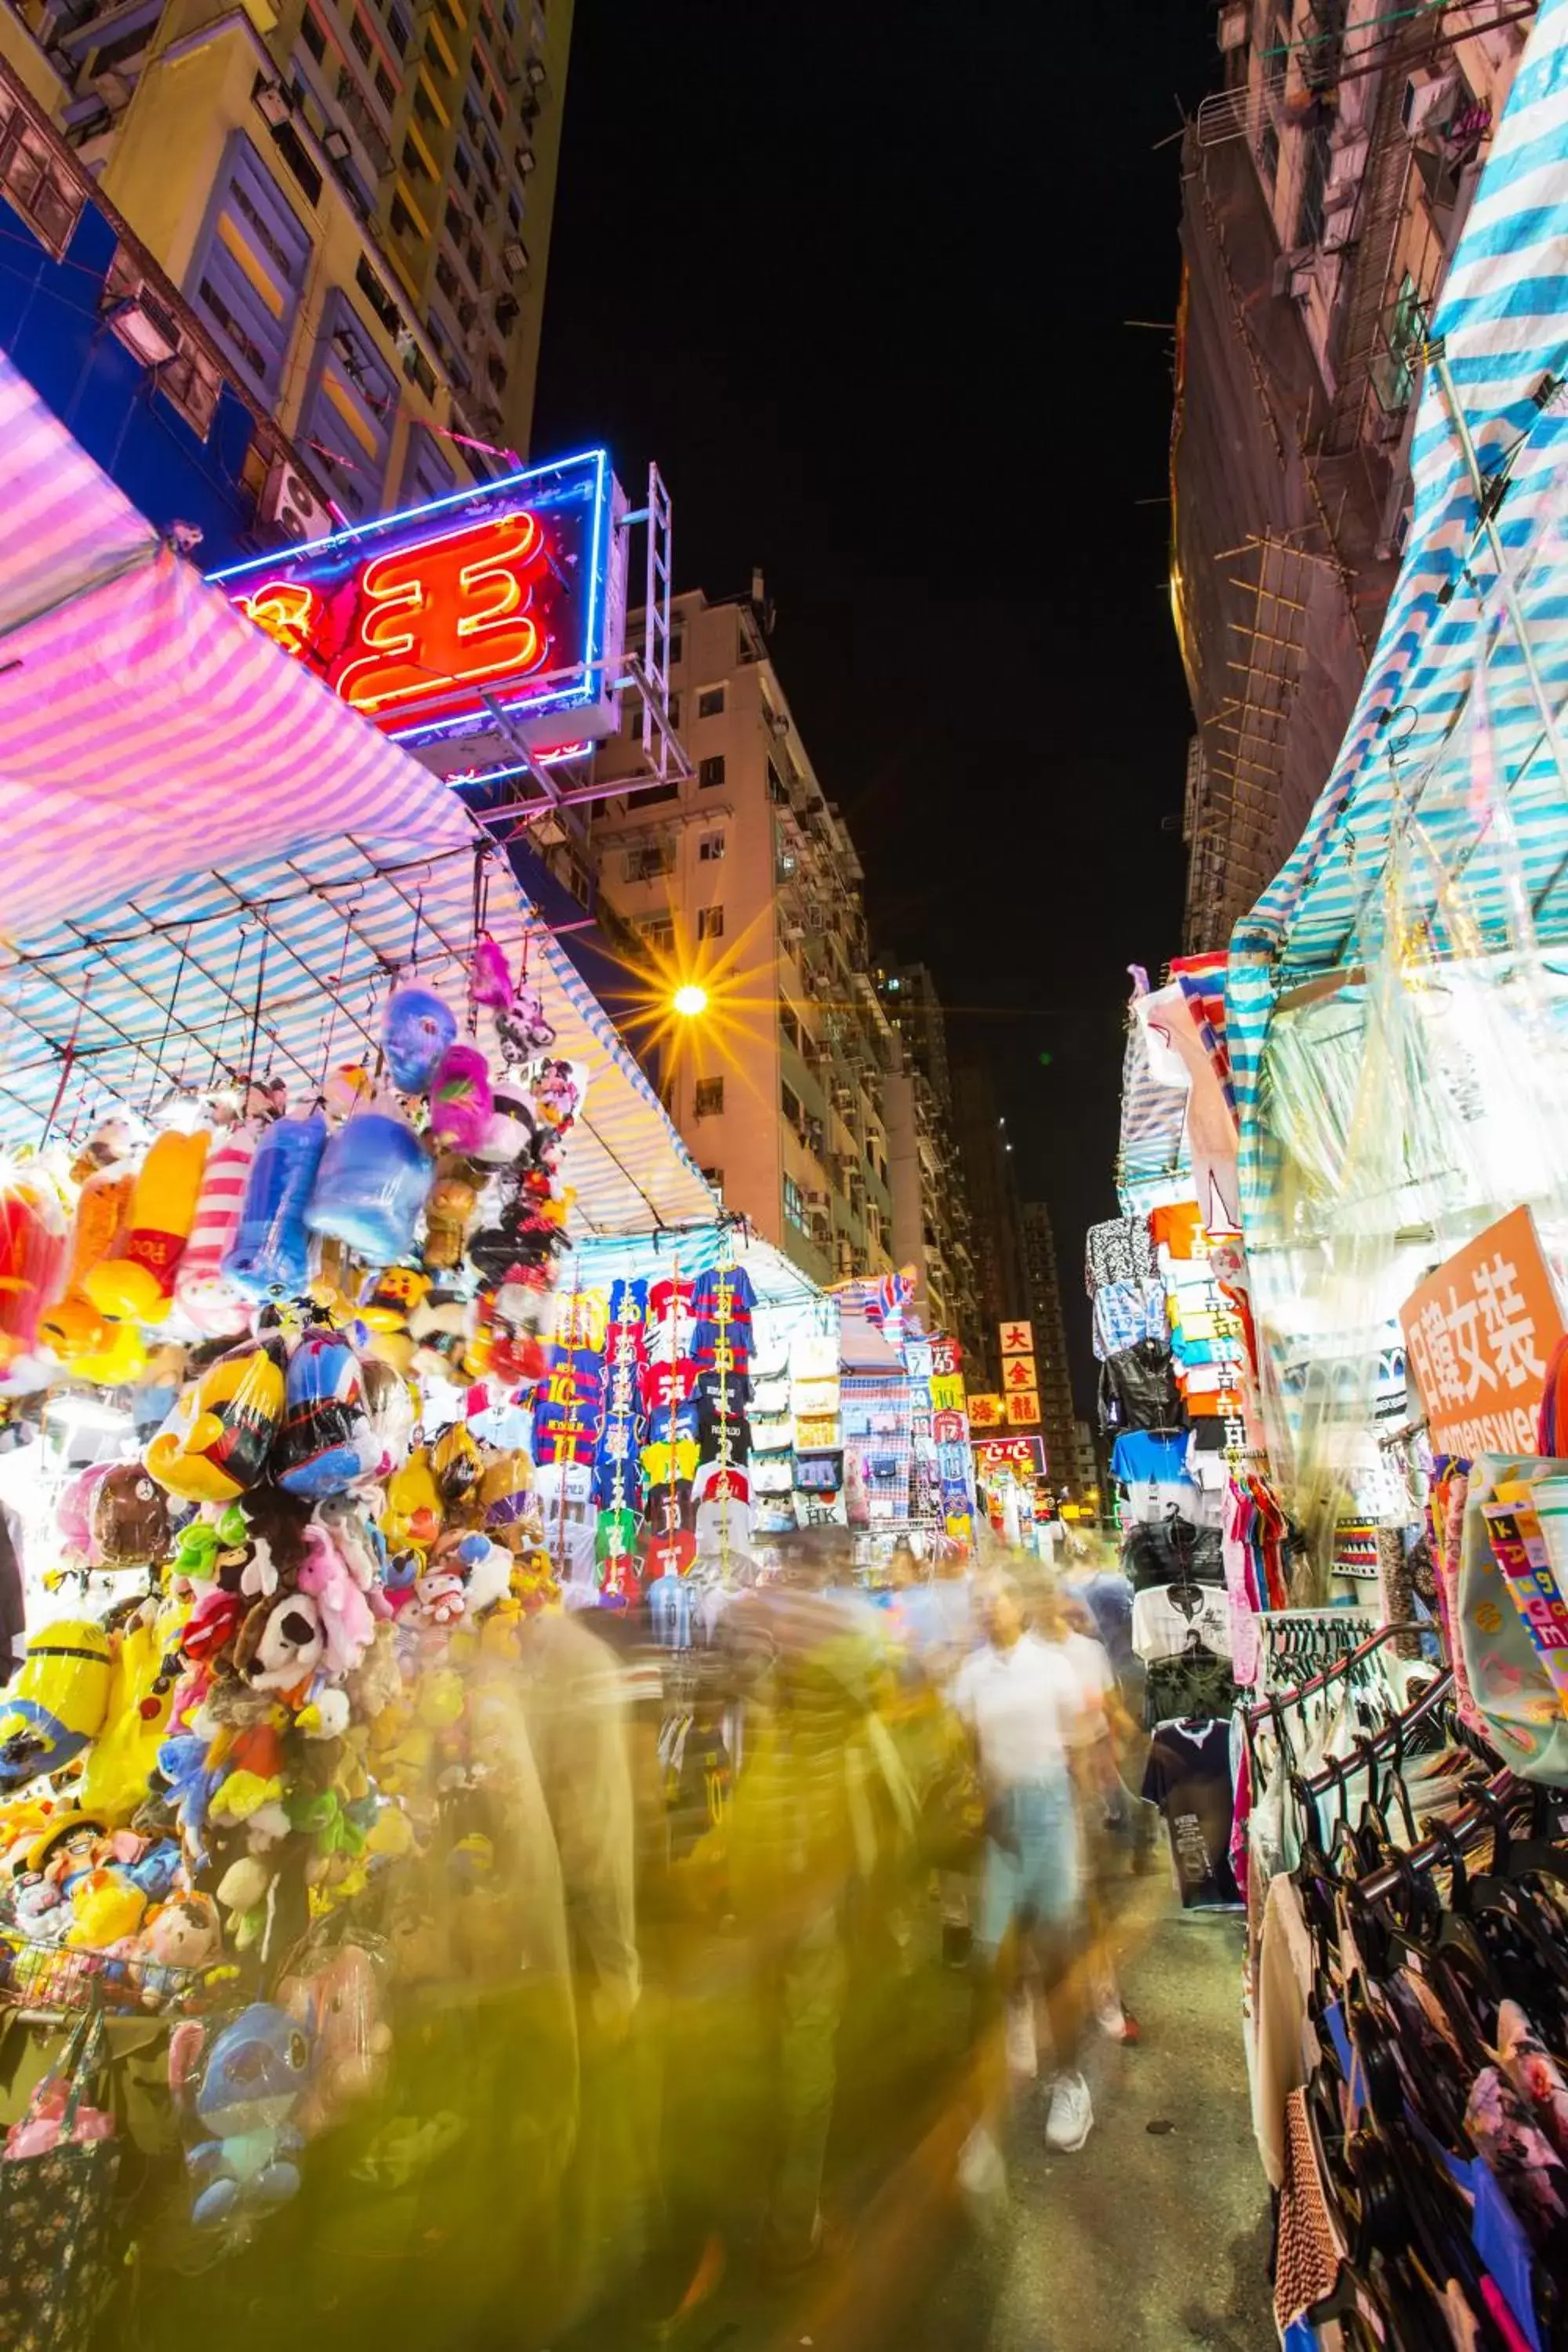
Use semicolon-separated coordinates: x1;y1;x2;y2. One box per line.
977;1775;1081;1958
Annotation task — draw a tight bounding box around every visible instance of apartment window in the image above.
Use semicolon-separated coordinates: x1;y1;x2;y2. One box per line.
624;840;675;883
434;249;461;304
1298;114;1333;249
191;134;313;400
1257;117;1279;188
669;629;684;664
506;191;522;230
403;135;434;183
782;1080;802;1131
375;60;397;107
698;833;725;862
622;697;643;737
488;84;503;123
387;2;411;48
767;758;787;805
486;350;508;393
502;0;517;29
302;9;328;60
696;906;724;941
694;1078;724;1118
0;123;86;260
783;1174;807;1232
355;253;402;339
697;685;726;719
639;914;675;952
400;420;456;505
390;191;419;243
699;1167;723;1192
299;290;396;519
463;93;481;137
779;1004;801;1054
350;12;373;61
83;3;160;73
699;753;726;789
667;692;681;730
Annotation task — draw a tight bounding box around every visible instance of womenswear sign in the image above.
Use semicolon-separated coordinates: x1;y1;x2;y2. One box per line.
1400;1206;1565;1457
212;450;622;770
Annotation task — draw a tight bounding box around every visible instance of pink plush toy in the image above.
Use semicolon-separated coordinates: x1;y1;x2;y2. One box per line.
297;1524;376;1676
427;1044;492;1153
470;935;514;1015
175;1123;257;1336
278;1941;391;2138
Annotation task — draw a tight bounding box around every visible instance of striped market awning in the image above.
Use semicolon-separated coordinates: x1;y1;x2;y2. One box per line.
0;353;717;1240
1229;0;1568;1200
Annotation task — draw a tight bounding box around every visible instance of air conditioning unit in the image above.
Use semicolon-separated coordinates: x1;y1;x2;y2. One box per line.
805;1189;829;1209
503;237;528;274
525;54;546;85
1403;67;1457;137
1373;405;1407;445
321;125;351;163
254;75;292;127
1217;0;1247;50
91;67;132;110
263;456;334;543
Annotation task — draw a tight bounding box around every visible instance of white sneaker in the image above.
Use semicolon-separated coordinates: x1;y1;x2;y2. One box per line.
956;2122;1009;2230
1004;1990;1038;2078
1044;2069;1094;2153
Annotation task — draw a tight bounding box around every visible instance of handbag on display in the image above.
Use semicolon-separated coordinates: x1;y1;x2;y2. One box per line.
0;2002;121;2352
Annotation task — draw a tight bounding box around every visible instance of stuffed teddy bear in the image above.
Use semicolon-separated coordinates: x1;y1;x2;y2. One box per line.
296;1523;376;1676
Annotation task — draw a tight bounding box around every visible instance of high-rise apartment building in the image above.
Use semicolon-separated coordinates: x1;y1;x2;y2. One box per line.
0;0;571;532
1020;1200;1081;1500
1175;1;1531;950
587;587;899;1290
877;962;982;1359
950;1062;1029;1392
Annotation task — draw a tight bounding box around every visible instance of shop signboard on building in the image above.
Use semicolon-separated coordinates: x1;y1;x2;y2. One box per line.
967;1392;1005;1428
999;1319;1038;1425
975;1435;1047;1483
216;449;626;775
1399;1205;1566;1457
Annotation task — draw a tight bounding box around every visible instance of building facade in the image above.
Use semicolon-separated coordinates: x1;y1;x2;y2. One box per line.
949;1061;1029;1393
1174;0;1533;951
0;0;572;542
587;587;898;1290
1020;1200;1081;1501
877;962;982;1359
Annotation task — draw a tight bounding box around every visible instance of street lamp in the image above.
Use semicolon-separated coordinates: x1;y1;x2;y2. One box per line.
672;982;709;1019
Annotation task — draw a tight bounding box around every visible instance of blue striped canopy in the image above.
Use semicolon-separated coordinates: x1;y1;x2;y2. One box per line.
1229;0;1568;1221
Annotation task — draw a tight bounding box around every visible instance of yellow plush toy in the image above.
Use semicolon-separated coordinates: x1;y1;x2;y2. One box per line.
382;1448;443;1556
144;1333;287;1503
0;1620;114;1788
76;1595;191;1823
85;1128;209;1323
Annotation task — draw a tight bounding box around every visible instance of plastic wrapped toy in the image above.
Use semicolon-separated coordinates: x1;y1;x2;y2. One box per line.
145;1333;288;1504
223;1112;328;1301
306;1110;430;1264
427;1044;492;1153
173;2002;314;2228
422;1159;478;1270
382;983;456;1094
274;1327;372;1498
0;1620;114;1788
39;1162;147;1381
0;1163;67;1362
76;1594;189;1822
91;1465;170;1568
175;1123;257;1334
279;1940;392;2137
85;1127;209;1323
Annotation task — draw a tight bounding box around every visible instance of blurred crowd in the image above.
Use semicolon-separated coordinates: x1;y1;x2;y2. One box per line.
153;1526;1154;2352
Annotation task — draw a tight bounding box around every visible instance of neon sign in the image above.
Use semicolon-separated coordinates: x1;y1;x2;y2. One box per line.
212;448;623;774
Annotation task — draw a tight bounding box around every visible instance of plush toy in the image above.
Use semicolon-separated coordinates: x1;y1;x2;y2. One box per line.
356;1263;430;1334
178;2002;314;2228
450;1532;512;1616
427;1044;492;1154
274;1327;372;1499
359;1358;416;1480
38;1294;148;1386
430;1419;482;1512
408;1294;470;1385
306;1111;431;1265
42;1161;132;1336
56;1464;110;1567
479;1449;535;1549
296;1523;376;1675
0;1620;114;1788
133;1892;222;2000
174;1123;257;1335
156;1732;223;1864
65;1864;147;1950
216;1856;274;1951
223;1112;327;1301
474;1075;542;1169
279;1941;391;2137
85;1127;209;1323
382;984;456;1095
76;1596;190;1822
91;1465;170;1569
0;1164;67;1363
421;1160;478;1272
382;1449;442;1558
234;1589;325;1695
146;1332;288;1504
470;934;514;1016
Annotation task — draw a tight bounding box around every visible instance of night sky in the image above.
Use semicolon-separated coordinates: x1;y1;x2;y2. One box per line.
532;3;1217;1409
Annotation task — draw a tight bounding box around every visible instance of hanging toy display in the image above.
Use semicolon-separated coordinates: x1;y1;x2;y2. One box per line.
223;1111;328;1301
381;983;457;1095
305;1107;430;1265
85;1123;210;1324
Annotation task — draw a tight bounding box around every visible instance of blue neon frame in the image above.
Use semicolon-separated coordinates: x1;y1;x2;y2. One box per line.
211;443;613;746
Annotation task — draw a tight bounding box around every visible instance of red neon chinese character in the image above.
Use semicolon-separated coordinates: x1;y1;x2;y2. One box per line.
336;509;551;717
241;580;321;659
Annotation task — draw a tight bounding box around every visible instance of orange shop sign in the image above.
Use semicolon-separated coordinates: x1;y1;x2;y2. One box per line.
967;1393;1005;1428
1005;1390;1040;1427
1400;1205;1566;1457
999;1321;1033;1358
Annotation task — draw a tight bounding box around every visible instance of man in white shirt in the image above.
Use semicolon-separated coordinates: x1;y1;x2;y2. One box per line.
953;1575;1094;2153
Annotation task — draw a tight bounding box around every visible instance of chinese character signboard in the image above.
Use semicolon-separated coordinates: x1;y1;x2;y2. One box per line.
999;1321;1033;1359
1005;1390;1041;1428
1399;1206;1565;1457
213;450;625;779
967;1393;1005;1429
1003;1356;1037;1392
975;1436;1047;1481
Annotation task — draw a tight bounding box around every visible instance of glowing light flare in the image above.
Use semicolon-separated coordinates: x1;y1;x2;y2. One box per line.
672;982;709;1018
